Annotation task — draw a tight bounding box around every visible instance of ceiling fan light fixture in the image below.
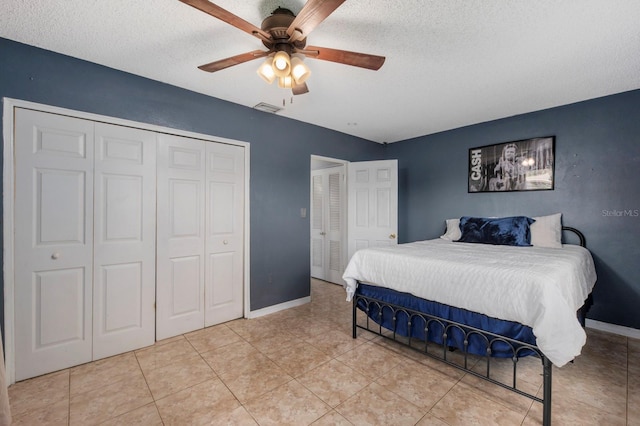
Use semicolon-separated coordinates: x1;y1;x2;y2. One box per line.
183;0;386;96
272;51;291;77
256;58;276;84
290;56;311;85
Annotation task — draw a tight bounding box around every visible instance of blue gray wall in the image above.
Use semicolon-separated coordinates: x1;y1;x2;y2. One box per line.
2;37;638;333
387;89;640;329
0;37;385;326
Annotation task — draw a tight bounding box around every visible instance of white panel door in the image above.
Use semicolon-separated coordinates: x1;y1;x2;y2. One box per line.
347;160;398;261
92;123;156;359
204;142;244;326
14;108;95;381
156;134;206;339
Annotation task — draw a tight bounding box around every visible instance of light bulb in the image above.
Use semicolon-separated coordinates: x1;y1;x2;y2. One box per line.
272;51;291;78
274;57;287;70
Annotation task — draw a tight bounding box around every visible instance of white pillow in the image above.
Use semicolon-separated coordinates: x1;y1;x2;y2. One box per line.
440;218;461;241
530;213;562;248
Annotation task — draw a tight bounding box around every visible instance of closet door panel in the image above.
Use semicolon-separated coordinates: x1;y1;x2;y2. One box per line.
99;262;144;331
208;252;234;305
93;123;156;359
168;178;203;252
35;269;86;346
14;108;94;381
156;134;206;339
169;255;202;316
205;143;244;326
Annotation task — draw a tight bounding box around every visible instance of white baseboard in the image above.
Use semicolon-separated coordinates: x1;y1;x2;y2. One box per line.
586;319;640;340
246;301;640;340
246;296;311;319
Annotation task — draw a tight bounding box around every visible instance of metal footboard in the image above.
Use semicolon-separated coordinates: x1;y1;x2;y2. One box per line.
352;294;552;426
347;226;588;425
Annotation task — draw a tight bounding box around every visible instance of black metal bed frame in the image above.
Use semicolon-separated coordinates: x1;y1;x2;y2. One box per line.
350;226;588;426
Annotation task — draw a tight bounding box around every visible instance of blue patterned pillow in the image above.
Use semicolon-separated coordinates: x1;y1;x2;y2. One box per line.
456;216;535;246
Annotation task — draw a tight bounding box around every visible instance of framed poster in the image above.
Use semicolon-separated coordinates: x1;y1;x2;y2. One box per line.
468;136;555;192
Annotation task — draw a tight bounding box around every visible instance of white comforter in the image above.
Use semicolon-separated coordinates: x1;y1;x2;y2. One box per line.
342;239;597;367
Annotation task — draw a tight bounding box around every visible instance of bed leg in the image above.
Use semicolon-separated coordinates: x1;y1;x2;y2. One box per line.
352;297;357;339
542;356;552;426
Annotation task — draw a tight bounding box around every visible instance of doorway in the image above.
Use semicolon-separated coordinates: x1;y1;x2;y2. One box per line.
310;156;347;285
310;156;399;286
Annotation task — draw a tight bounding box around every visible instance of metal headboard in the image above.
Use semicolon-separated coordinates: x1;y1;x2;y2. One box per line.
561;226;586;247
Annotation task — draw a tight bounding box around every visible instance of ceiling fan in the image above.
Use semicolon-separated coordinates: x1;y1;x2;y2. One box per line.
179;0;386;95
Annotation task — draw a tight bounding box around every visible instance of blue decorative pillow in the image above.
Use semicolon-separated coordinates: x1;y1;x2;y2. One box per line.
456;216;535;246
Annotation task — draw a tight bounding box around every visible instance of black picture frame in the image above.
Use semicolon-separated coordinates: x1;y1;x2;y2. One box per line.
468;136;555;193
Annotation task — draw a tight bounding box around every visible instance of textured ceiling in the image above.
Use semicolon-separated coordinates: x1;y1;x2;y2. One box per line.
2;1;639;143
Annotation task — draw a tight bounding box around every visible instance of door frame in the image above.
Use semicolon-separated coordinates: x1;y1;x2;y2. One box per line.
2;98;251;385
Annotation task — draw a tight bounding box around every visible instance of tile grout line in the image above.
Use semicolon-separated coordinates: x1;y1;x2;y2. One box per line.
189;326;263;424
131;348;164;424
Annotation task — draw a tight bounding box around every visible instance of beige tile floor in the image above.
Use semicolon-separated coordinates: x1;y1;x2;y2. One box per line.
8;278;640;425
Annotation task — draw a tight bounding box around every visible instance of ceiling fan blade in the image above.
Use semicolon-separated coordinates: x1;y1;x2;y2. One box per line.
287;0;345;42
198;50;269;73
303;45;385;70
180;0;271;40
292;82;309;95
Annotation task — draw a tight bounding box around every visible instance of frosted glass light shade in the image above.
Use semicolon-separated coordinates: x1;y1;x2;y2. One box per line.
290;56;311;84
278;75;293;88
256;58;276;84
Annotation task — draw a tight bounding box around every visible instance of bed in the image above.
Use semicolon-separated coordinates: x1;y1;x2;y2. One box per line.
342;214;597;426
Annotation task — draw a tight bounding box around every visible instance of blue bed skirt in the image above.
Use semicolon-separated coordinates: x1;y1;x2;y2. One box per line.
355;283;539;358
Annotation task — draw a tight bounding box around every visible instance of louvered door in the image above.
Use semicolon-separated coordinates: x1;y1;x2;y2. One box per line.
310;172;325;279
310;166;345;284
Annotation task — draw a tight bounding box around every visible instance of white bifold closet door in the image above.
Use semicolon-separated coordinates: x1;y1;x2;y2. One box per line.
13;109;156;381
156;134;244;340
92;123;157;360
